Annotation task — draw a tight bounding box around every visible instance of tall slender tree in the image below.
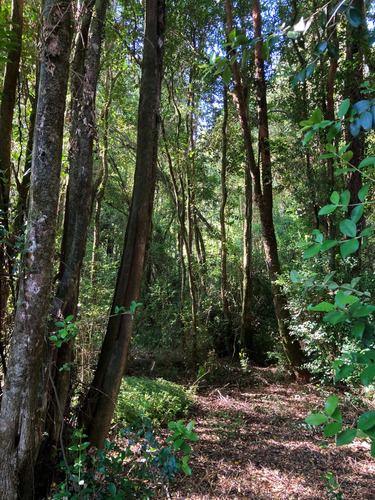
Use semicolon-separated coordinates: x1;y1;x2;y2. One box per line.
80;0;166;448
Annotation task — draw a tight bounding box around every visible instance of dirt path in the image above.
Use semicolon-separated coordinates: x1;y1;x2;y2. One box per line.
165;368;375;499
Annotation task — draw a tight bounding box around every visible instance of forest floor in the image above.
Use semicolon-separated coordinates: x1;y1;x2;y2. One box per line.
142;360;375;500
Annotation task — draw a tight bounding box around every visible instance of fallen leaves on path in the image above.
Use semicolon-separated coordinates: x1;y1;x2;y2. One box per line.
163;367;375;499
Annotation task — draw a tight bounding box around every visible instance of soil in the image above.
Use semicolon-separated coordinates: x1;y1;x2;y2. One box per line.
156;365;375;500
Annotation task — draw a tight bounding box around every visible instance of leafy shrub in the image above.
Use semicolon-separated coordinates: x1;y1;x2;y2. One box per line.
53;417;198;499
113;377;194;426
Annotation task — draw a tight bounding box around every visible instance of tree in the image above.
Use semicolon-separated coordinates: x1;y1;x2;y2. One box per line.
0;0;73;496
80;0;166;448
225;0;308;379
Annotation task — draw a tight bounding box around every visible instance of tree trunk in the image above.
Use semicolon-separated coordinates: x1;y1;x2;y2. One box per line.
0;1;73;497
0;0;24;378
225;0;308;380
80;0;166;448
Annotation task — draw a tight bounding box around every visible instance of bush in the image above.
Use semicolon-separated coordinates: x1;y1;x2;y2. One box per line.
113;377;194;426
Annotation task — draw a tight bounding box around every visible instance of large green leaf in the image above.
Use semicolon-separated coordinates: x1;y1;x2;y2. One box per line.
308;302;335;312
353;100;370;114
340;239;359;258
222;66;232;86
323;310;347;325
305;413;328;426
324;421;342;437
334;364;355;382
359;157;375;168
340;219;356;237
303;243;322;259
347;6;362;27
361;365;375;387
357;411;375;431
350;117;361;137
360;111;373;131
324;395;338;416
318;204;337;215
358;183;370;201
337;98;351;118
352;305;375;318
351;205;364;223
336;429;356;446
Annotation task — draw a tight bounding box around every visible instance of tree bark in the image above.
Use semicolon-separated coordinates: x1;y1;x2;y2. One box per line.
225;0;308;379
0;0;24;380
0;1;73;497
80;0;166;448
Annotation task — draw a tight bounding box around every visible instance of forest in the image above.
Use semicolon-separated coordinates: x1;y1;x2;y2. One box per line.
0;0;374;498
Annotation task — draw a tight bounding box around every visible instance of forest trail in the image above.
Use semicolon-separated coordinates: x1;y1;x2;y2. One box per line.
163;367;375;499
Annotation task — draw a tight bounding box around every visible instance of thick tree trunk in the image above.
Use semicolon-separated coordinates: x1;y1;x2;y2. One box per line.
80;0;166;448
0;1;73;497
34;1;109;492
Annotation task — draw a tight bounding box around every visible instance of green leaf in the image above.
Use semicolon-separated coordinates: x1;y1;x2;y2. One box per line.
180;442;193;455
352;321;365;338
341;151;353;162
358;183;370;202
358;411;375;431
303;129;315;145
55;321;65;328
361;365;375;387
108;483;117;496
347;6;362;27
337;98;351;118
324;421;342;437
173;438;184;450
350;117;361;137
340;239;359;259
186;421;195;432
303;243;322;259
340;219;356;237
359;157;375;168
306;62;315;79
340;190;350;207
336;429;356;446
65;315;74;322
351;205;364;223
352;304;375;318
334;364;355;382
360;227;372;237
330;191;340;204
305;413;329;426
318;204;337;215
326;143;336;153
353;100;371;114
372;440;375;458
316;40;327;52
228;29;236;42
311;108;322;124
321;240;337;252
327;122;341;141
325;396;338;416
222;66;232;86
360;111;373;130
327;42;339;59
323;310;347;325
308;302;335;312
